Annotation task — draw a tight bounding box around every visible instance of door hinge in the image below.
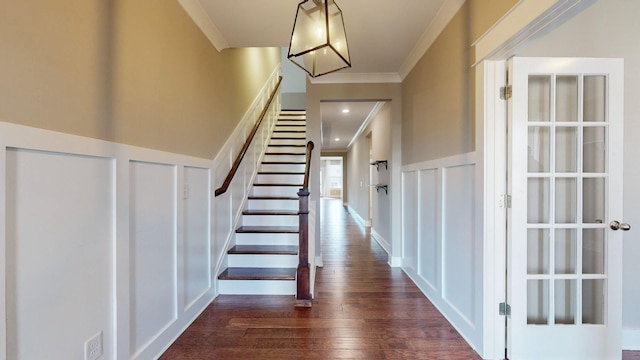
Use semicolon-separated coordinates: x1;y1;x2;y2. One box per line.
499;302;511;316
500;85;512;100
499;194;512;209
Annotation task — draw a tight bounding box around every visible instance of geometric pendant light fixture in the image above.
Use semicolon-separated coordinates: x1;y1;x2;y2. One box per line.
288;0;351;77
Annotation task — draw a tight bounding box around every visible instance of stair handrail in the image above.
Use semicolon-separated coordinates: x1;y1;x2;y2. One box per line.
303;141;314;189
214;76;283;197
296;140;314;307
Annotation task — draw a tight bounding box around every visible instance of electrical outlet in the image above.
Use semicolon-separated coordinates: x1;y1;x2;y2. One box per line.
84;331;103;360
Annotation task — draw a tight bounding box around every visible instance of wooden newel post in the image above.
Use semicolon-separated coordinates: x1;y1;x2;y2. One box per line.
296;188;312;307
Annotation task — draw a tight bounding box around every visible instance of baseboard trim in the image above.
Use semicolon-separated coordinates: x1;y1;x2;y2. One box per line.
346;205;369;228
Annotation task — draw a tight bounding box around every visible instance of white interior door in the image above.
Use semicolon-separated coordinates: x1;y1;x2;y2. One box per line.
507;57;625;360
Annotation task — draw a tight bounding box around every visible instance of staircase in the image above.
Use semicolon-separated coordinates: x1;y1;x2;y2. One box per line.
218;110;307;295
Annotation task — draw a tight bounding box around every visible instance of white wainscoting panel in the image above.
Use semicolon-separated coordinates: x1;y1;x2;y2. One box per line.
183;166;211;311
5;149;115;360
130;161;178;357
401;172;417;272
442;164;476;325
418;168;439;292
401;152;482;354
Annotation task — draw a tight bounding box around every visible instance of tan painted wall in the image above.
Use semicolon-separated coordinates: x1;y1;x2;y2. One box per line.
401;0;517;165
0;0;280;158
469;0;519;42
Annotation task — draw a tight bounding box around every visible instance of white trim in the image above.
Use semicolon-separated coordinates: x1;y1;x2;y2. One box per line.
623;328;640;350
472;0;597;65
309;72;401;85
177;0;229;51
371;228;390;256
481;59;508;360
388;256;402;268
398;0;466;80
0;133;6;358
347;102;385;150
314;254;324;268
346;204;369;228
401;152;477;173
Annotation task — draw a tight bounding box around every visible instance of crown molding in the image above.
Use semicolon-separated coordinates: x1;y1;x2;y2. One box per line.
398;0;466;81
309;72;401;84
177;0;229;51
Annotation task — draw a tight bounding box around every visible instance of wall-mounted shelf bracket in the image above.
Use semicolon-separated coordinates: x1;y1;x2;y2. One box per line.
370;160;388;171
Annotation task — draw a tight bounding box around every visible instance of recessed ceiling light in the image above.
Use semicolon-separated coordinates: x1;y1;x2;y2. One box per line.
335;138;340;141
341;109;350;114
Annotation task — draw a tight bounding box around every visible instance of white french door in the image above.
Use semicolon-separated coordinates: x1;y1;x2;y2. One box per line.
507;57;625;359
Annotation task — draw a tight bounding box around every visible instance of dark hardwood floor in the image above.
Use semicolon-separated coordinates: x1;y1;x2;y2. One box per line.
161;198;639;359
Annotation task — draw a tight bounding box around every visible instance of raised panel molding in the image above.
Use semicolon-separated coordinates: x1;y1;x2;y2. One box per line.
5;149;115;360
401;152;482;354
130;161;178;357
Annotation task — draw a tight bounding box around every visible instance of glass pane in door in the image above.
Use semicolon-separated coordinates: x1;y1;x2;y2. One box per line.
556;76;579;122
528;280;549;325
529;127;550;172
556;127;578;172
584;127;606;173
529;76;551;122
583;279;605;324
528;229;550;274
584;76;607;122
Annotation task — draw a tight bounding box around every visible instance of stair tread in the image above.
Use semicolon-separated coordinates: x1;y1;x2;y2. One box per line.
273;130;306;133
236;226;299;233
228;245;298;255
276;124;306;127
265;152;306;155
243;210;298;215
270;137;307;140
268;144;306;147
248;196;299;200
218;267;296;281
258;171;305;175
261;161;306;165
253;183;303;187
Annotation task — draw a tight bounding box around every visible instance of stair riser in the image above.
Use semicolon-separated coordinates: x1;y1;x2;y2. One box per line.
235;233;299;245
268;138;306;146
266;145;307;153
242;215;298;227
252;186;301;197
255;174;304;184
247;199;299;211
276;120;306;126
274;126;305;132
263;154;305;163
228;254;298;268
271;132;305;139
218;280;295;295
259;163;305;172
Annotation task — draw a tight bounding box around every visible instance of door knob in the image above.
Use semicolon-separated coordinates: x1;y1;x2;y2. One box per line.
610;220;631;231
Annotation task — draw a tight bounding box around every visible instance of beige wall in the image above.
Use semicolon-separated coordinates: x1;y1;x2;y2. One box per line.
0;0;280;158
401;0;517;165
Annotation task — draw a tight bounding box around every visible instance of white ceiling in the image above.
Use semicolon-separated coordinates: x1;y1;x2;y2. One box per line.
320;101;381;150
178;0;465;150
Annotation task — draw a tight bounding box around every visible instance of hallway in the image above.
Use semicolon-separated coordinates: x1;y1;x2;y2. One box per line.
160;198;480;359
